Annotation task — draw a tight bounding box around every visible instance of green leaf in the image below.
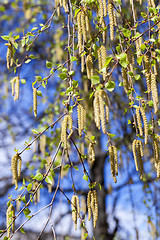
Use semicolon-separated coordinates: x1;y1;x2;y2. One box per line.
29;54;37;59
37;90;43;97
108;133;116;137
35;76;42;81
116;53;128;68
135;74;141;81
33;173;43;181
20;227;25;234
74;8;80;18
68;71;75;76
1;35;9;41
59;72;67;80
140;44;146;51
83;174;88;181
73;166;79;171
137;56;143;65
90;75;100;85
148;100;153;107
23;208;31;216
104;57;113;67
46;61;53;68
157;119;160;126
3;237;9;240
27;183;32;192
70;56;78;62
21;79;26;84
105;81;115;92
63;164;70;171
123;28;131;38
45;175;53;184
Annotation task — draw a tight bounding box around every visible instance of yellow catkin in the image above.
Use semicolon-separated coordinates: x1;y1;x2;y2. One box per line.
135;38;141;58
98;0;104;24
91;190;98;228
144;54;150;73
103;91;109;123
93;91;101;129
81;11;87;42
140;107;148;145
14;76;20;101
101;45;107;81
136;107;143;136
77;11;82;54
121;68;129;93
88;142;95;162
145;73;151;93
77;104;85;137
86;54;93;79
71;195;80;230
132;139;139;171
63;0;69;13
113;10;117;27
5;42;14;69
40;134;46;157
33;86;37;117
10;77;17;96
99;90;106;134
132;139;144;179
61;115;73;149
150;0;155;8
87;190;92;221
16;197;21;212
126;49;134;73
151;72;159;113
108;0;114;41
103;0;107;17
109;145;116;182
81;196;86;214
152;51;158;77
101;19;106;44
97;47;102;71
11;153;19;190
155;135;160;178
6;204;15;238
81;55;85;73
136;140;144;179
112;146;118;176
33;182;40;204
55;0;60;16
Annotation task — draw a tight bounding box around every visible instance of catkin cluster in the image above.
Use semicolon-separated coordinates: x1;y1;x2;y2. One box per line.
98;45;107;80
6;203;15;238
93;90;109;134
88;142;95;163
11;153;22;190
153;137;160;178
71;195;80;230
136;106;148;145
33;86;37;117
151;71;159;113
5;42;14;69
61;115;73;149
108;0;114;41
33;182;40;204
132;139;144;179
108;145;118;183
144;54;151;93
86;54;94;79
10;76;20;101
87;190;98;228
77;104;85;136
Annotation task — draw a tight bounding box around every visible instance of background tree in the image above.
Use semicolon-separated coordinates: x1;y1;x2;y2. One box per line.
0;0;160;239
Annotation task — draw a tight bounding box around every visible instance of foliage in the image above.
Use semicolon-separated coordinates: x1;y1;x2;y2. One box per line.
0;0;160;239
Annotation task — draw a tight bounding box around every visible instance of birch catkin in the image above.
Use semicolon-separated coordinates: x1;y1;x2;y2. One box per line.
33;86;37;117
136;107;143;136
86;54;93;79
6;203;15;238
151;72;159;113
11;153;22;190
88;142;95;162
5;42;14;69
108;145;118;182
77;104;85;137
132;139;144;179
87;190;98;228
71;195;80;230
61;115;73;149
108;0;114;41
77;11;82;53
140;107;148;145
